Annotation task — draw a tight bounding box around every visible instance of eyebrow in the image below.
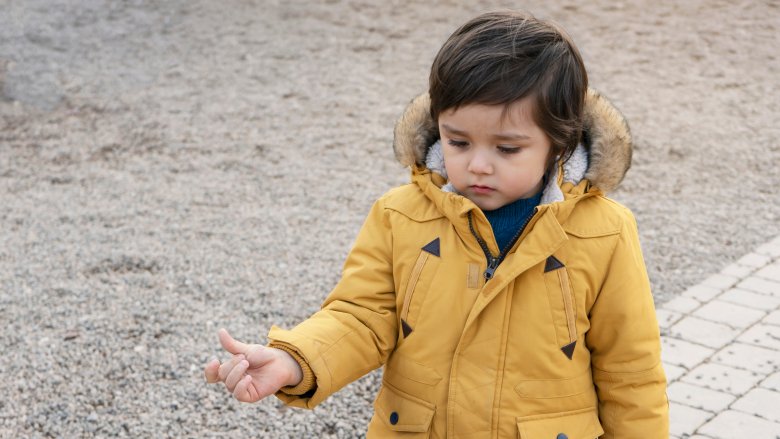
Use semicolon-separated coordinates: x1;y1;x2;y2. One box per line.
441;124;531;141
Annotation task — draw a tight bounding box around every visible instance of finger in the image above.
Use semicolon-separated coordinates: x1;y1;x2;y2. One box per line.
225;359;249;392
234;375;260;403
218;328;251;355
204;358;220;383
218;353;245;382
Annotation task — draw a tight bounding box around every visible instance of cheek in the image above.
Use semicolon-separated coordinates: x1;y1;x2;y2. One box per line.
527;149;553;175
442;157;458;178
441;148;457;170
443;155;468;184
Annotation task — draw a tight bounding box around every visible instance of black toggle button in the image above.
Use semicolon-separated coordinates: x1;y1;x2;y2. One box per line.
389;411;399;425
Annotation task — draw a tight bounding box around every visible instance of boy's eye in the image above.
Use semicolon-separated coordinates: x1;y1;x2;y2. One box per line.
498;146;521;154
447;140;469;148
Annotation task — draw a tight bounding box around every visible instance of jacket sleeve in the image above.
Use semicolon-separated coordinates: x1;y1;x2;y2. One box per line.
585;208;669;438
267;196;398;408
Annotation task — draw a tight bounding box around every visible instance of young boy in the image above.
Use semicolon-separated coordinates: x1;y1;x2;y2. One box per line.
205;10;669;438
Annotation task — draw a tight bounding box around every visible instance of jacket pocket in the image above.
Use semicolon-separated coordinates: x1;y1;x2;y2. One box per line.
371;381;436;436
385;353;443;387
399;247;440;338
514;371;594;399
543;256;578;359
516;408;603;439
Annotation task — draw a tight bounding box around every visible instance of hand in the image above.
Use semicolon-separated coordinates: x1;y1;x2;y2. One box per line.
204;328;303;403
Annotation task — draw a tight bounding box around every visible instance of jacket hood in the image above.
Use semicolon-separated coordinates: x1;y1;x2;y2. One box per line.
392;89;633;194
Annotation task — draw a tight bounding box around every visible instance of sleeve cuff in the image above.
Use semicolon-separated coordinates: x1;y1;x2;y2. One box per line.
268;342;317;395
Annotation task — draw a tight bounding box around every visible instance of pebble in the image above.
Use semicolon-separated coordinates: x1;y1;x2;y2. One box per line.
2;1;779;438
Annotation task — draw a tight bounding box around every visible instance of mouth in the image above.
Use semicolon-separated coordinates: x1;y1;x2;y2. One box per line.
469;185;495;195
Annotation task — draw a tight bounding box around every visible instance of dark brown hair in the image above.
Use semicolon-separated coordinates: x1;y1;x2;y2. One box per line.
429;10;588;169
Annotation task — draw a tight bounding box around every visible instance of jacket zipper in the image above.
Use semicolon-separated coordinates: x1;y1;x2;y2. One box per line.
467;208;537;281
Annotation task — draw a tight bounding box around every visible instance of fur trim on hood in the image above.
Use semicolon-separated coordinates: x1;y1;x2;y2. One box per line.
392;89;632;194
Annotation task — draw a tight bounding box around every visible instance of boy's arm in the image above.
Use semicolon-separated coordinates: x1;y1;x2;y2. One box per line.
267;196;398;408
585;209;669;438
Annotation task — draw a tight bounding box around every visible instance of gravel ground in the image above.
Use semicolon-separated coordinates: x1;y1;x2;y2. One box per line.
1;0;778;437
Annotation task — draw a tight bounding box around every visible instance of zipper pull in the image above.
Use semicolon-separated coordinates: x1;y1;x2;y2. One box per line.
484;258;499;280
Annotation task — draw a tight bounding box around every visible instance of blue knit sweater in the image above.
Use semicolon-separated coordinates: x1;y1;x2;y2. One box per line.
483;191;543;253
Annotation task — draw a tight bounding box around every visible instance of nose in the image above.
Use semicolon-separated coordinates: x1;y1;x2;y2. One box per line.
467;149;493;175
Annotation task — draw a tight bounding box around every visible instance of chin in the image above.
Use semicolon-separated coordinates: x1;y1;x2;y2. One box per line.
475;200;504;211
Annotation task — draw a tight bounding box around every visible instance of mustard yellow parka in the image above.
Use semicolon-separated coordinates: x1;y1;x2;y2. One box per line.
268;90;669;438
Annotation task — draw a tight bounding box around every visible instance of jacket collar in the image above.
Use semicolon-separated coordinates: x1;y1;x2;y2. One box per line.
410;165;597;253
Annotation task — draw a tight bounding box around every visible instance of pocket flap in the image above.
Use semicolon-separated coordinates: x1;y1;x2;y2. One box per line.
374;383;435;433
515;371;593;398
517;408;604;439
385;354;443;386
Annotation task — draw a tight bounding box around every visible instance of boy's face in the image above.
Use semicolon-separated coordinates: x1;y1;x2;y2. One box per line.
439;97;552;211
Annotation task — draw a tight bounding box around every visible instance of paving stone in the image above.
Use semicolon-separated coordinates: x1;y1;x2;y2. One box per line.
669;316;739;349
681;284;723;303
755;263;780;283
721;263;754;278
698;410;780;439
657;308;684;330
731;388;780;422
667;381;736;412
662;336;715;369
702;273;740;290
737;324;780;350
691;299;766;330
664;362;688;383
765;310;780;326
664;296;703;314
712;342;779;375
669;402;713;438
680;363;764;395
737;277;780;297
736;252;773;269
719;288;780;311
760;371;780;392
756;240;780;258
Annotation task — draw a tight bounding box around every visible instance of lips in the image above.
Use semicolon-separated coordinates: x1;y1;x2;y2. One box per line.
470;185;495;195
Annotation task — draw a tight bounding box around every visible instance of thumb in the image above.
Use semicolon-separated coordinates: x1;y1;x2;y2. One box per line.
244;344;276;368
218;328;251;355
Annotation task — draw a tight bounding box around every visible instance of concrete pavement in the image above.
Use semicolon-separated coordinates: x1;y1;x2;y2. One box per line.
658;235;780;438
